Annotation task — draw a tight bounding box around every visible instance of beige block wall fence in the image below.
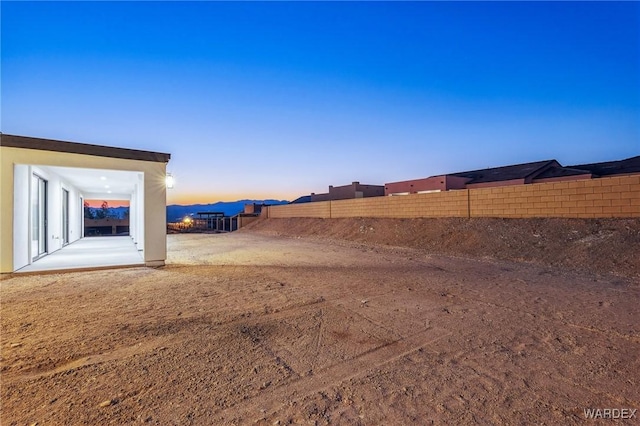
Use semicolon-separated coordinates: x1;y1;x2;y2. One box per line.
264;175;640;220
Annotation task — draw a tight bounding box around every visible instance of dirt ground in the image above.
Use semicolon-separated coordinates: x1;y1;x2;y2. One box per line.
1;219;639;425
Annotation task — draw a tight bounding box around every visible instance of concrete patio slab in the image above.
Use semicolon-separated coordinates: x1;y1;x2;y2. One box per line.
16;236;143;273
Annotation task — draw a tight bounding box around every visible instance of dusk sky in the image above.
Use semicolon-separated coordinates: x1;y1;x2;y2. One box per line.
2;1;639;205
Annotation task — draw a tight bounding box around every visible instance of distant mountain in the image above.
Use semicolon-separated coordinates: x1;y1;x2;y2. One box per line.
166;199;289;222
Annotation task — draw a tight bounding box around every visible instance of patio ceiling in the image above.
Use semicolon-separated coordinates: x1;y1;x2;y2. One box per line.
39;165;141;200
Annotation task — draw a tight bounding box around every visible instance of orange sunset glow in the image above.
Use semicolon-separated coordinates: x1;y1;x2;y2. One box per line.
166;191;293;206
84;200;130;209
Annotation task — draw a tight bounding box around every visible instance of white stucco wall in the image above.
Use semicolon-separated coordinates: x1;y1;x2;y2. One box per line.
12;165;30;270
67;182;82;246
12;165;115;270
133;174;145;252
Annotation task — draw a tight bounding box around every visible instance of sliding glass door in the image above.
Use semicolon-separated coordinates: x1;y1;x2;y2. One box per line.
31;174;47;260
62;188;70;245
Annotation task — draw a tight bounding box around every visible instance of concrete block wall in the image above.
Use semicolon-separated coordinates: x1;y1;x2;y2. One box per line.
238;215;260;228
265;191;468;219
268;201;331;218
265;174;639;220
329;190;468;218
470;174;639;218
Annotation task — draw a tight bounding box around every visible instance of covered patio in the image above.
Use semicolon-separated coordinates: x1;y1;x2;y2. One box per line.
1;134;171;274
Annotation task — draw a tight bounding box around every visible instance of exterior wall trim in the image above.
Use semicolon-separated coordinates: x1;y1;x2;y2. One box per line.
1;134;170;163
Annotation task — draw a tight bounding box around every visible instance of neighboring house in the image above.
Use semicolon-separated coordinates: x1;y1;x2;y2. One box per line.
384;175;470;196
385;160;563;195
384;156;639;196
0;134;171;273
311;181;385;202
448;159;562;189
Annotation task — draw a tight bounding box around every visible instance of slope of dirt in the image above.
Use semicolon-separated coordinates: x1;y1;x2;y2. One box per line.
243;217;640;278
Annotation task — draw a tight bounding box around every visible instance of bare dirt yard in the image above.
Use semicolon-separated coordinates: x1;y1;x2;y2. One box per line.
2;218;639;425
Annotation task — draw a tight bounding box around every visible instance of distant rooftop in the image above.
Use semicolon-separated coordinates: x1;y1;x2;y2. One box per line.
533;166;593;180
569;156;640;177
447;160;559;183
290;195;312;204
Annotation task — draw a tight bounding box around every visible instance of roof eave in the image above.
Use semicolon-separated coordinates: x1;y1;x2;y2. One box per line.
0;134;171;163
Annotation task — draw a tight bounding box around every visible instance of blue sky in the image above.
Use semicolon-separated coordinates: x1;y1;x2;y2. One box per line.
2;1;639;204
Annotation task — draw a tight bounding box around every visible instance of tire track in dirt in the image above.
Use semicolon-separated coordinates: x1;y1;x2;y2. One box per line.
3;336;173;384
1;288;403;386
334;301;405;341
213;326;451;423
312;308;325;372
456;294;640;343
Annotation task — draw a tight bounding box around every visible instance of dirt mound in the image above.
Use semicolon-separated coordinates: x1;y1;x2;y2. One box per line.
243;217;640;278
